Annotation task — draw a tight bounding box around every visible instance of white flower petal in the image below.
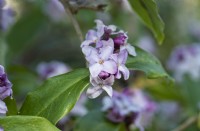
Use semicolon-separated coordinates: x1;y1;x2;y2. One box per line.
102;85;113;97
89;63;103;77
86;86;103;99
0;100;7;115
102;60;117;74
100;46;114;60
118;50;128;64
119;65;130;80
126;44;137;56
81;40;94;47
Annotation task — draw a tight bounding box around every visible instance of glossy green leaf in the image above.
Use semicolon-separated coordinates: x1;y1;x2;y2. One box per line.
128;0;165;44
4;97;18;116
74;110;126;131
126;46;173;81
0;116;59;131
20;69;89;124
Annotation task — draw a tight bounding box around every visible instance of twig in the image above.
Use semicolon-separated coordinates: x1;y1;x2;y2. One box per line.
72;4;107;13
59;0;83;42
172;116;198;131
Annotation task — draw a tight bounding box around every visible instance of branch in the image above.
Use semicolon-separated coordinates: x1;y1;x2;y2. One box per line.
72;4;107;14
172;116;198;131
59;0;84;42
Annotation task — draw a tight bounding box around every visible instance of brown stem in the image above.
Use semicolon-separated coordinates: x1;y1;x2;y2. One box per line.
59;0;83;42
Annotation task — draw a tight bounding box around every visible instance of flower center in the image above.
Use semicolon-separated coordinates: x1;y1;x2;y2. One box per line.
99;59;104;64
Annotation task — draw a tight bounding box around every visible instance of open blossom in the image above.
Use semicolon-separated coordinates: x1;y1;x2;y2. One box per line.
81;20;137;98
102;88;156;131
167;43;200;81
37;61;71;79
0;65;12;100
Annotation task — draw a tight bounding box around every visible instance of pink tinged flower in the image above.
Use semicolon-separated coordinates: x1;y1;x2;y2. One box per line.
120;43;137;56
37;61;71;79
86;75;114;99
111;50;129;80
87;44;117;77
0;65;12;100
0;100;7;115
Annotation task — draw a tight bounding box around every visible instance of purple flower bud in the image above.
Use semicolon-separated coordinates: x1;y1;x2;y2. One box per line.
98;71;110;80
37;61;71;79
0;65;12;100
113;33;127;46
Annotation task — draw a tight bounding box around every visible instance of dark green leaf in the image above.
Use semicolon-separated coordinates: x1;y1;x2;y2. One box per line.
4;97;18;116
20;69;89;124
126;46;173;81
128;0;164;44
0;116;59;131
74;110;126;131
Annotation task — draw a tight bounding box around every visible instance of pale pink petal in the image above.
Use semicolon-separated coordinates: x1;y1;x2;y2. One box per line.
89;63;103;77
102;60;117;74
119;65;130;80
102;38;114;48
102;85;113;97
118;50;128;64
110;54;118;63
86;30;97;40
115;70;121;79
86;49;99;64
100;46;114;60
86;86;103;99
81;40;94;47
126;44;137;56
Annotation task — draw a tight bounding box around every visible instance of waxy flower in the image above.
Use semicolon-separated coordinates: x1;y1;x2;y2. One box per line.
81;20;137;98
87;75;114;98
102;88;156;131
167;44;200;81
0;65;12;100
37;61;71;79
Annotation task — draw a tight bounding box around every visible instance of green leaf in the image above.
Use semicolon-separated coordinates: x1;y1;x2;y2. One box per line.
126;46;173;81
74;110;126;131
6;5;48;54
4;97;18;116
0;38;7;66
0;116;60;131
128;0;165;44
20;69;89;124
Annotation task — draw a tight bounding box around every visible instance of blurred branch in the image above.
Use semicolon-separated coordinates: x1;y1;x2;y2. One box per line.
172;116;198;131
71;4;107;14
59;0;84;42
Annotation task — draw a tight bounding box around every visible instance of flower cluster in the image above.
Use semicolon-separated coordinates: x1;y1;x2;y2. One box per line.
0;0;15;31
0;65;13;115
102;88;156;131
167;43;200;81
37;61;71;79
81;20;136;98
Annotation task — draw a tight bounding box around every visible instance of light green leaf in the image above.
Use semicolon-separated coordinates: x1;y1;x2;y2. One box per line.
128;0;164;44
19;69;89;124
0;116;59;131
126;46;173;81
74;110;126;131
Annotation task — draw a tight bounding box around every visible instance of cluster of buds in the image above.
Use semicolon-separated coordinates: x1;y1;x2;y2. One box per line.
167;43;200;81
81;20;136;98
37;61;71;79
102;88;156;131
0;65;12;115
